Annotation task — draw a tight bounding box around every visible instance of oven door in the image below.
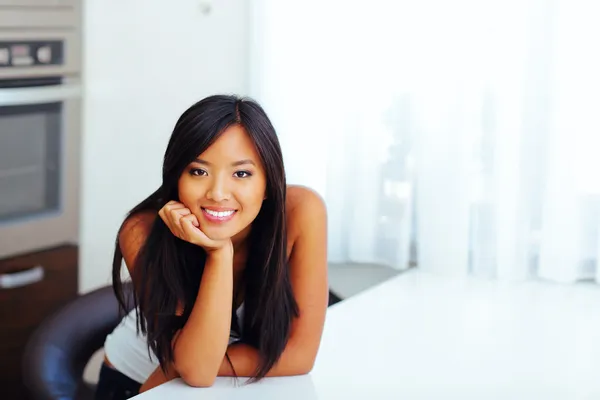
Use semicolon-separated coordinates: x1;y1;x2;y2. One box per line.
0;1;80;30
0;79;81;259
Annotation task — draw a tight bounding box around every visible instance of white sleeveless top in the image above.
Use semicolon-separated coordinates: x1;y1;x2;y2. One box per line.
104;305;245;384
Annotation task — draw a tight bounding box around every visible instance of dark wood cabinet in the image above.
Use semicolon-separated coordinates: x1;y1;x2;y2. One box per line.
0;245;78;400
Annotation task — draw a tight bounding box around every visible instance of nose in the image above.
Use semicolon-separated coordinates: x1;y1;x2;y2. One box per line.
206;175;231;202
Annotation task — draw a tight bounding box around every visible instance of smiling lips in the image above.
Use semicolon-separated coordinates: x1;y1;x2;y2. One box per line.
201;207;237;223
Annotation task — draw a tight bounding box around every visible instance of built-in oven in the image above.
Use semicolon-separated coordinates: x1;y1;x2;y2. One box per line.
0;1;81;262
0;6;81;398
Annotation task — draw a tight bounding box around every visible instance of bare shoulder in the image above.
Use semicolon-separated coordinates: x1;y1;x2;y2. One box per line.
119;210;156;243
286;185;326;214
119;210;156;275
286;185;327;242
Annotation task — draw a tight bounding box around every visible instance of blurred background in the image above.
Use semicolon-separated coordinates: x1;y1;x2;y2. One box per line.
1;0;600;398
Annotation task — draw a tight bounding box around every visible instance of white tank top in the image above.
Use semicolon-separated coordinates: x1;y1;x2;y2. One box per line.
104;305;245;384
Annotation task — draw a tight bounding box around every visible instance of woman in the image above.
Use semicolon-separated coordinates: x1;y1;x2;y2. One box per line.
94;95;328;399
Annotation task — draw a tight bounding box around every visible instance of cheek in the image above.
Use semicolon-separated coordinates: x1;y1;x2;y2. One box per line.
177;177;203;208
238;183;266;214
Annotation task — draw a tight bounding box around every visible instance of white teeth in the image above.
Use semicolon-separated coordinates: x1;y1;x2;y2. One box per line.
204;209;235;217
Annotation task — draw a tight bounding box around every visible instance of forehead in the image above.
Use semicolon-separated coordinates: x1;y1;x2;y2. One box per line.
199;124;261;162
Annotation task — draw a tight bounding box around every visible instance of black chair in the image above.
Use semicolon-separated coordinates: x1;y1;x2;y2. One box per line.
22;284;133;400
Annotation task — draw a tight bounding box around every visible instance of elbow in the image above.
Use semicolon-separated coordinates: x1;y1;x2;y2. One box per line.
173;344;222;387
295;346;318;375
290;357;316;376
283;347;317;376
179;369;217;388
175;355;220;388
297;360;315;375
182;376;216;388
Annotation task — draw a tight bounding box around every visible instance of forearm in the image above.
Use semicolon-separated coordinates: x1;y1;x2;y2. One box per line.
173;250;233;385
218;341;313;377
140;340;311;392
139;364;179;393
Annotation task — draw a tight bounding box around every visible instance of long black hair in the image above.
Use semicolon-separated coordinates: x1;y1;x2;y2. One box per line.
111;94;299;381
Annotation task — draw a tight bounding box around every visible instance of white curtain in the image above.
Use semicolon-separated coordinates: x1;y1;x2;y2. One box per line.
249;0;600;283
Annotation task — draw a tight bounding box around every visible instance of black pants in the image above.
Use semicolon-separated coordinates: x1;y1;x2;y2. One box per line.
94;362;142;400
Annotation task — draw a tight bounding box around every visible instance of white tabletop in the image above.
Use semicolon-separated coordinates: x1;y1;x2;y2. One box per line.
134;270;600;399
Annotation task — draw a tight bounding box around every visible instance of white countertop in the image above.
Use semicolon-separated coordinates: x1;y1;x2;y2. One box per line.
134;270;600;399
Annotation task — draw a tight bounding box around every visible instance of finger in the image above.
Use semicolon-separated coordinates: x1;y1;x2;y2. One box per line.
170;208;192;233
180;213;199;227
162;201;186;214
159;202;189;236
159;201;184;224
180;217;202;244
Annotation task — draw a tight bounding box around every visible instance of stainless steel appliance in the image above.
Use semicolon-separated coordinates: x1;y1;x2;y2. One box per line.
0;6;82;399
0;1;81;261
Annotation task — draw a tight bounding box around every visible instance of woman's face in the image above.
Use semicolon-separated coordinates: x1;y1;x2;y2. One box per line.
178;124;267;243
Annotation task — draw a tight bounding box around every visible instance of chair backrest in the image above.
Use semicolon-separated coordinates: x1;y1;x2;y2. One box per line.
22;283;134;400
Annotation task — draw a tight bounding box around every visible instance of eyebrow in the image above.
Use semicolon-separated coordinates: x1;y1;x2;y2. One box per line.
193;158;256;167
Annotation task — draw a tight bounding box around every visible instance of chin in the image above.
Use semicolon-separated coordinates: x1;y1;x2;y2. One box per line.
206;233;231;242
201;226;235;242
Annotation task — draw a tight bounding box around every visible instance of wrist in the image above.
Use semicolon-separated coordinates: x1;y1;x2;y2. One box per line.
205;243;234;261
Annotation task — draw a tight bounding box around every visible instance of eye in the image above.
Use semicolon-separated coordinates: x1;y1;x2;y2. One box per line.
189;168;207;176
234;170;252;178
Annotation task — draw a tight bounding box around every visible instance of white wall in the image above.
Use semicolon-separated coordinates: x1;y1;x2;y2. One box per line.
80;0;249;293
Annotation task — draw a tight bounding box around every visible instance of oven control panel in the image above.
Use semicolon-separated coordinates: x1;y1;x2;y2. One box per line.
0;40;63;68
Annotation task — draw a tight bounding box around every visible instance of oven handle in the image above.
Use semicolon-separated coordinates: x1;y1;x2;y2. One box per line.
0;83;81;106
0;266;44;289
